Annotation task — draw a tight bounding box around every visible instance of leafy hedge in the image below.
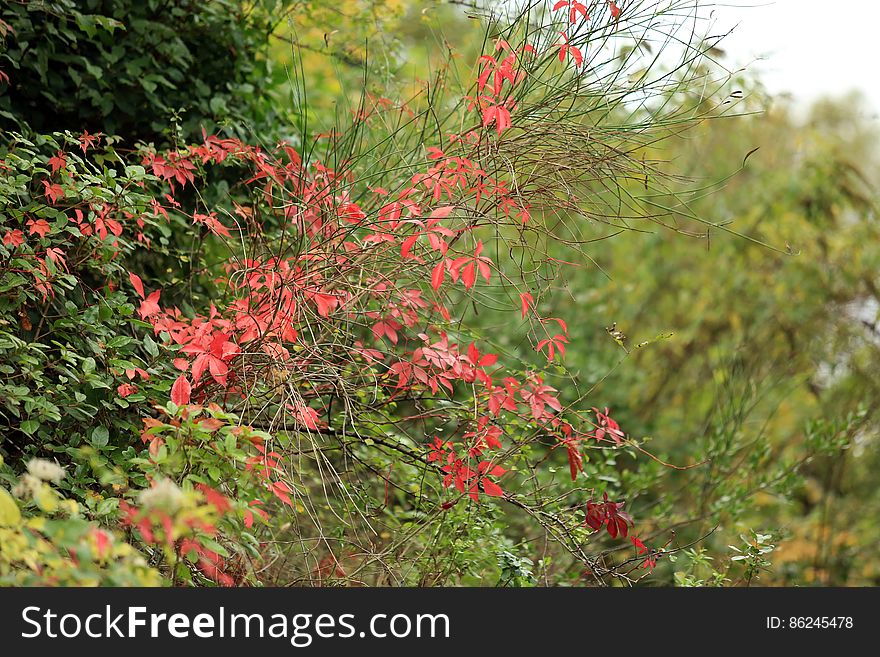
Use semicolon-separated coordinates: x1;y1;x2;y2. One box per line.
0;0;285;144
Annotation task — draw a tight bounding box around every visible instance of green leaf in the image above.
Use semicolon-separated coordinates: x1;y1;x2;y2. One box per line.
0;488;21;527
107;336;133;349
90;426;109;448
143;335;159;358
20;419;40;436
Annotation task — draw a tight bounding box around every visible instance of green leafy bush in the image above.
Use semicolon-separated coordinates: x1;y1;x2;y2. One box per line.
0;1;285;144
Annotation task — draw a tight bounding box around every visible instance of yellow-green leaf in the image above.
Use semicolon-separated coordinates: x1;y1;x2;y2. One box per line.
0;488;21;527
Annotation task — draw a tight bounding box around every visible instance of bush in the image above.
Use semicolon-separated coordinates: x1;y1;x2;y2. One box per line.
0;458;163;586
0;132;281;585
0;1;285;144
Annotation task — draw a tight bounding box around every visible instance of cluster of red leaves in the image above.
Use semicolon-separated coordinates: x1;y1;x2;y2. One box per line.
118;484;237;586
552;406;628;481
428;437;506;501
105;26;635;535
126;131;542;443
0;130;172;300
115;131;540;505
584;492;633;539
584;494;657;570
549;1;622;67
629;536;658;569
552;0;621;24
591;406;625;445
536;317;570;362
2;5;659;582
471;40;532;135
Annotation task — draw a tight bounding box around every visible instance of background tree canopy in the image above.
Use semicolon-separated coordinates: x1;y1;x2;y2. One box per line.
0;0;877;586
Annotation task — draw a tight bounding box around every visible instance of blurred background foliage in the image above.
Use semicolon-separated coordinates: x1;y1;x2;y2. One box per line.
580;91;880;585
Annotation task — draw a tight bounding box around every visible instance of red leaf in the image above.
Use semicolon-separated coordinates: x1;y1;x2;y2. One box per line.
196;484;231;514
519;292;534;318
117;383;138;398
129;272;145;300
92;528;110;559
313;292;338;318
191;353;210;384
170;374;191;405
430;205;454;219
477;259;491;282
42;180;64;203
26;218;51;238
400;233;420;259
431;260;445;292
138;289;161;319
48;151;67;175
566;443;583;481
609;1;621;20
461;262;476;289
630;536;647;555
2;229;25;248
208;357;228;383
607;518;619;538
481;478;504;497
289;402;320;430
269;480;294;506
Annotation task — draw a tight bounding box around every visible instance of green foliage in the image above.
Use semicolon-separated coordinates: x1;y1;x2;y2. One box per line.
0;133;164;469
533;91;880;584
0;0;287;144
0;457;163;586
729;531;776;585
0;133;281;585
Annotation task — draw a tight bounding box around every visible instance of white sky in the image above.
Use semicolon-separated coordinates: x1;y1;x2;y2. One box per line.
712;0;880;113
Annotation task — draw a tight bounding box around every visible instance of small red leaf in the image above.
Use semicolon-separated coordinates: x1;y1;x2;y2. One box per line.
567;444;583;481
430;205;454;219
461;262;476;289
401;233;420;259
481;479;504;497
170;374;191;406
138;289;161;319
431;261;445;292
129;272;145;300
519;292;533;318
